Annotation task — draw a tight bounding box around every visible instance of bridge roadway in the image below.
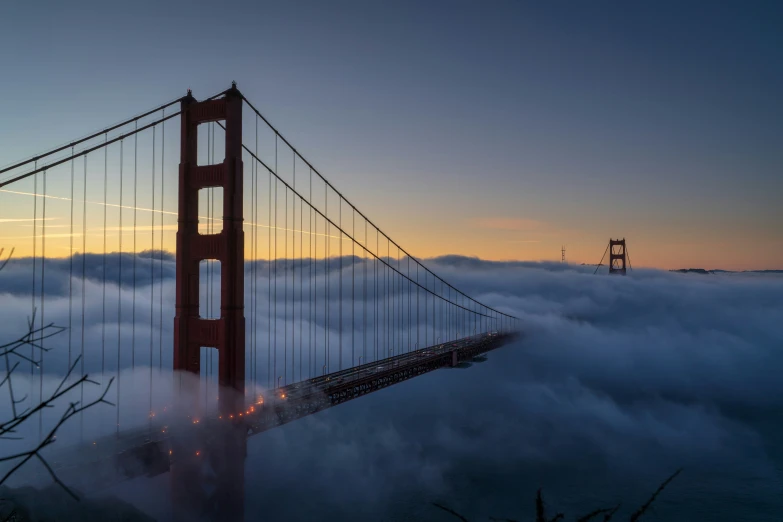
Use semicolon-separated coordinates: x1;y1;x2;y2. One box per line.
13;331;517;491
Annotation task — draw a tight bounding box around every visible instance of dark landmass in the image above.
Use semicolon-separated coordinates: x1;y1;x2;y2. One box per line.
0;484;154;522
671;269;783;275
581;264;781;274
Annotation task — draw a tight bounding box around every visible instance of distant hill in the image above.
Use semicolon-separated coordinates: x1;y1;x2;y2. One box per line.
670;268;783;275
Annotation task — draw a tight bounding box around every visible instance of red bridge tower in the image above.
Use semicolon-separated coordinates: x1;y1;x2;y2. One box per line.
172;84;246;522
609;238;627;275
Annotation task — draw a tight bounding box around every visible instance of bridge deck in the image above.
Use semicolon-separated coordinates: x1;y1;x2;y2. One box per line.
12;332;518;491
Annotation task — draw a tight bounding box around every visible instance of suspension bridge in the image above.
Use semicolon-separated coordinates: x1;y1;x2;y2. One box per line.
0;83;519;521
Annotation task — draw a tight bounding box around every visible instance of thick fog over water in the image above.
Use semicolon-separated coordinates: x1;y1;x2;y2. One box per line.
1;255;781;520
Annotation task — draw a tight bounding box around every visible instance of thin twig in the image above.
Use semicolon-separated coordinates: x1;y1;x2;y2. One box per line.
0;247;13;272
432;502;470;522
629;469;682;522
536;489;546;522
575;505;619;522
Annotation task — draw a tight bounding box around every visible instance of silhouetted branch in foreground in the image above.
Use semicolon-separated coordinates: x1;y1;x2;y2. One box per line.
628;468;682;522
0;248;115;501
575;505;620;522
433;502;470;522
536;488;564;522
433;468;681;522
0;248;13;273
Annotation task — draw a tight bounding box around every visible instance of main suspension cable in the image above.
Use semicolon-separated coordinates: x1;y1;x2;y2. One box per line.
240;94;515;322
0;97;184;178
0;112;181;189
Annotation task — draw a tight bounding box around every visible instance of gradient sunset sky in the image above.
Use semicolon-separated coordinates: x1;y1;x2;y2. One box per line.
1;1;781;270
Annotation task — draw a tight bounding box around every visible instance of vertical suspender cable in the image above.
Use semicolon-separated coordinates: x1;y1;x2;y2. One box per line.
352;208;355;365
149;125;156;424
30;163;37;396
384;240;387;356
251;150;256;393
292;154;295;382
393;247;396;354
117;140;123;436
132;122;137;370
80;156;87;440
416;263;419;349
102;134;108;377
253;122;258;393
374;228;378;362
283;175;288;385
248;146;254;396
274;137;278;386
253;117;258;396
314;197;318;375
387;241;390;355
325;185;328;372
339;198;342;370
268;166;272;389
39;168;46;440
362;215;370;363
159;109;165;371
68;150;75;370
309;168;313;378
299;166;303;380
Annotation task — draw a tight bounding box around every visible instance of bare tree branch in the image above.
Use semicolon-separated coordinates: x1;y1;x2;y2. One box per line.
0;247;13;272
602;504;620;521
0;246;115;500
432;502;470;522
629;469;682;522
536;489;546;522
574;505;620;522
485;471;677;522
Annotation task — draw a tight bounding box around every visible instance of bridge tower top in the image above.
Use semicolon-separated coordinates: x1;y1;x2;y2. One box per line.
609;238;627;275
173;86;245;416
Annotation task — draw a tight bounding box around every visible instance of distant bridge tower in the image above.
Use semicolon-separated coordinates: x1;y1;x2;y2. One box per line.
609;239;627;275
561;245;566;263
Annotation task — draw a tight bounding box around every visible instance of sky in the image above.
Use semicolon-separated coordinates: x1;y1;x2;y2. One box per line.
0;0;782;270
1;258;782;520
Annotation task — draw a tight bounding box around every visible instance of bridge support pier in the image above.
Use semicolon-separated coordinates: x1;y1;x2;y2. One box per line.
172;85;246;522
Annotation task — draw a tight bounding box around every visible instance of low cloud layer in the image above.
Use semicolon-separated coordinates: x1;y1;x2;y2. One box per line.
1;254;782;520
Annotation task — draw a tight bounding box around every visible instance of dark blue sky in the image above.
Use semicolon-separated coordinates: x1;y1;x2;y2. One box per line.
1;1;781;268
